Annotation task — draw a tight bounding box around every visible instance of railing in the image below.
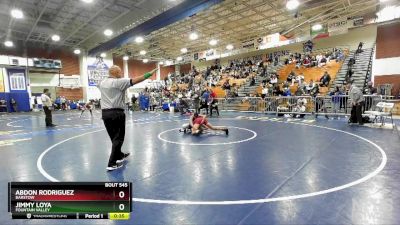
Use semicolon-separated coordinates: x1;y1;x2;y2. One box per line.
173;95;389;116
363;45;375;90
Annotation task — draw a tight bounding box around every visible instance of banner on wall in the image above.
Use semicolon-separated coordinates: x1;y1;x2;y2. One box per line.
242;39;255;49
9;72;26;91
0;69;4;92
258;33;283;49
87;56;110;87
328;18;349;33
311;24;329;39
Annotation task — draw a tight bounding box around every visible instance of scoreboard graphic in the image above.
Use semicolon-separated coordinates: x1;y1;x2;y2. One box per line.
8;182;132;220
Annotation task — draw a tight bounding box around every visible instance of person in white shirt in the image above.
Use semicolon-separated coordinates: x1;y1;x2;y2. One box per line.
41;89;56;127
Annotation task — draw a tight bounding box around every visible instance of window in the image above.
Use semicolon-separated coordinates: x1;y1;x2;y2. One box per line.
9;73;26;91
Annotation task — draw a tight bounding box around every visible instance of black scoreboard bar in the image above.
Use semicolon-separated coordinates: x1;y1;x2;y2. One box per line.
9;182;132;220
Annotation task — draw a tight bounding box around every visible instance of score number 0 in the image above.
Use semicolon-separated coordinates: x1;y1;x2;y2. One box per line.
118;191;126;211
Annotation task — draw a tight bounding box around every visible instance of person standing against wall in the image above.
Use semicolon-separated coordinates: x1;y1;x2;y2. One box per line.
10;98;18;112
41;89;56;127
99;65;157;171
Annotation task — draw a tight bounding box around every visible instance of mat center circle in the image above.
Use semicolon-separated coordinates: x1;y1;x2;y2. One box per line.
157;126;257;146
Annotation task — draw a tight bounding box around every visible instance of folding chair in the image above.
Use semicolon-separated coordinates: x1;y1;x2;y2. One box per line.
365;102;395;128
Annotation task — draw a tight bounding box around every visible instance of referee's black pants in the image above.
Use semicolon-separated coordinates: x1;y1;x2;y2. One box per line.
43;106;53;126
350;101;364;125
102;109;126;166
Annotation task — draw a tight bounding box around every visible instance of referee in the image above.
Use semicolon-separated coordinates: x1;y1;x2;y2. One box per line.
100;65;157;171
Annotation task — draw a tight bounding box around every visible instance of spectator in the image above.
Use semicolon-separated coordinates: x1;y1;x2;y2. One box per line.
319;57;327;67
364;81;377;95
261;85;269;99
283;87;291;96
250;76;256;86
10;98;18;112
306;80;316;94
270;74;278;86
273;86;284;96
330;86;343;119
357;42;364;54
364;81;378;111
303;57;311;67
292;98;306;118
319;71;331;87
345;68;354;82
348;57;355;69
287;71;296;83
131;95;137;111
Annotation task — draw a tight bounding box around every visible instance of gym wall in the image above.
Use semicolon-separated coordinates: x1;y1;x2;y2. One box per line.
373;21;400;97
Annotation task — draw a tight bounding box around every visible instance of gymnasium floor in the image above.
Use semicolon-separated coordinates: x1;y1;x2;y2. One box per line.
1;110;399;225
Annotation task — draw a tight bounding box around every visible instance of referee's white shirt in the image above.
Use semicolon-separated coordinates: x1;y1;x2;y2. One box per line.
41;94;52;107
99;78;131;109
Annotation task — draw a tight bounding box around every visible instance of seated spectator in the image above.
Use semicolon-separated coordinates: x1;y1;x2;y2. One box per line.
273;86;284;96
287;71;296;83
292;98;306;118
261;85;269;99
319;57;327;67
295;85;306;96
306;80;316;93
283;88;291;96
319;71;331;87
337;50;345;62
250;76;256;86
294;74;305;86
231;86;239;97
269;74;278;86
282;81;290;89
310;84;320;97
303;57;311;67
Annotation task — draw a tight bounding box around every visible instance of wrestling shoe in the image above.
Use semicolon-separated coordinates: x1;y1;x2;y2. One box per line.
116;153;130;164
106;163;123;171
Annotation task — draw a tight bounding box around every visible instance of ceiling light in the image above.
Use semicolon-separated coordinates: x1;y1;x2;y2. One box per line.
100;53;106;58
4;41;14;47
123;56;129;61
81;0;94;3
286;0;300;10
176;56;183;61
11;9;23;19
104;29;113;36
312;24;323;31
189;32;198;40
379;0;390;2
181;48;188;53
73;49;81;54
143;59;149;63
51;35;60;42
159;61;164;65
140;50;146;55
209;39;218;46
226;44;234;50
135;36;144;43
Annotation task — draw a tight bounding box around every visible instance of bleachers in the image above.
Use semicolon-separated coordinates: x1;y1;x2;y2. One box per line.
330;47;374;92
277;60;343;95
